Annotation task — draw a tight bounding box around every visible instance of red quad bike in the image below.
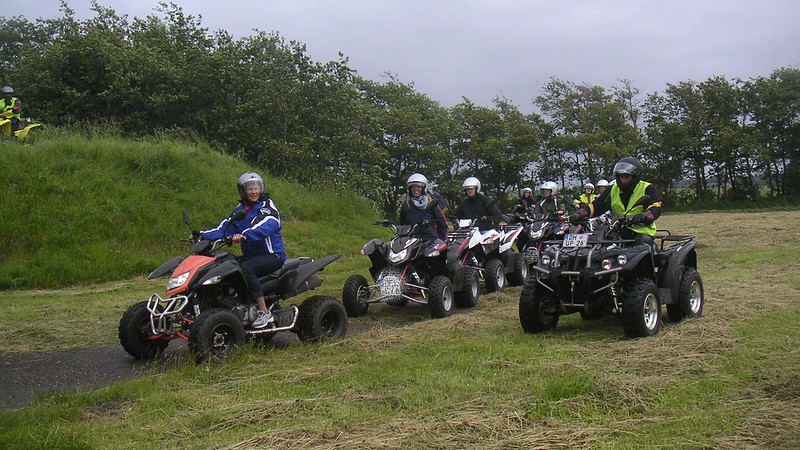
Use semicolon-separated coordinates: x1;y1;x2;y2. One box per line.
119;210;348;363
342;220;481;319
519;196;704;338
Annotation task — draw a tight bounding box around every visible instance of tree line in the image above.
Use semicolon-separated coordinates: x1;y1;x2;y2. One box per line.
2;3;798;217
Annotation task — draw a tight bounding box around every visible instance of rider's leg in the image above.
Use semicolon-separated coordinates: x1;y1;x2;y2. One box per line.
241;254;283;328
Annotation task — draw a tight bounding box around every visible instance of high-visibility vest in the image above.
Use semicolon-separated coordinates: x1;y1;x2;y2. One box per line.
610;181;657;236
0;97;21;120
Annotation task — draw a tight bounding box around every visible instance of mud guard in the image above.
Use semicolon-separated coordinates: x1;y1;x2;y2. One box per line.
196;258;242;285
277;253;342;299
148;256;184;279
660;239;698;305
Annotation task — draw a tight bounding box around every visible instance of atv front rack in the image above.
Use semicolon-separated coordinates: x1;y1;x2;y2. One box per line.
147;293;189;334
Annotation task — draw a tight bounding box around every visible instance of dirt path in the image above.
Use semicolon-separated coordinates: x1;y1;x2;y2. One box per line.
0;317;407;410
0;334;298;410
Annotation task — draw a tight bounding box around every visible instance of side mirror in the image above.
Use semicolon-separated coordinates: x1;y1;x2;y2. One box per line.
182;209;191;227
231;210;246;221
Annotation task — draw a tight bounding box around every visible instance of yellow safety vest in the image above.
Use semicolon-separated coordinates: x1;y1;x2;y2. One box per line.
610;182;657;236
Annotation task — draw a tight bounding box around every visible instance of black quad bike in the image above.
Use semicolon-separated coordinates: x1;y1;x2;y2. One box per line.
119;210;348;363
342;220;481;319
514;211;569;266
519;197;704;338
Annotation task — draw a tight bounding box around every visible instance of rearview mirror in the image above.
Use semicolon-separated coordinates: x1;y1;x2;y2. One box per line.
231;210;246;221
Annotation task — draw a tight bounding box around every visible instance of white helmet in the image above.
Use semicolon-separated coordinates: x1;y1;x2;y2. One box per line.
583;182;595;191
597;179;609;187
237;172;265;202
462;176;481;193
406;173;428;192
540;181;558;195
1;86;13;94
521;187;532;195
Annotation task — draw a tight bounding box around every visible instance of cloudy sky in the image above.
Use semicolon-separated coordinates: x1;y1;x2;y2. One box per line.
5;1;799;113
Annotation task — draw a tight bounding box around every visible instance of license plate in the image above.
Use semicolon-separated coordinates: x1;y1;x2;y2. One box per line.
563;233;589;247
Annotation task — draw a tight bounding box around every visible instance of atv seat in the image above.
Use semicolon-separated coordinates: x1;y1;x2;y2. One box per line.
260;257;310;281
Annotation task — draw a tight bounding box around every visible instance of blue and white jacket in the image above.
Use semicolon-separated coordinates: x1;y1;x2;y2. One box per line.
200;198;286;262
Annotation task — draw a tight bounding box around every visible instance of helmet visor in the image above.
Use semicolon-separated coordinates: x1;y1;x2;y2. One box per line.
613;161;638;175
243;180;263;192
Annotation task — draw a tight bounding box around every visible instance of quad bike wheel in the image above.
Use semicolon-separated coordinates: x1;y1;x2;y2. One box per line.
454;267;480;308
519;282;560;333
427;275;454;318
119;301;170;359
342;274;370;317
190;308;246;363
622;278;662;338
507;252;528;286
484;259;506;293
296;295;348;342
667;267;704;323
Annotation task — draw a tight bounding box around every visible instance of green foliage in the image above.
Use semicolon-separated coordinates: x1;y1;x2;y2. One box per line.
0;133;378;289
1;5;799;213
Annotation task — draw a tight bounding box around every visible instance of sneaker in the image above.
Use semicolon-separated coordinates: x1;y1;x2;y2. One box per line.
251;310;274;329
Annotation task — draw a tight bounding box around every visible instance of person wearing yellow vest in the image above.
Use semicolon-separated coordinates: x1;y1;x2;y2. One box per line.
570;157;662;245
1;86;23;132
574;182;596;207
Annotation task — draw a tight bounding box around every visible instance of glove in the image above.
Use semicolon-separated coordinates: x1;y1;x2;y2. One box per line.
629;213;649;224
569;211;585;225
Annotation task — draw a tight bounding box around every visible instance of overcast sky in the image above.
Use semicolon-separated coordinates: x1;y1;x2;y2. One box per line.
5;1;799;113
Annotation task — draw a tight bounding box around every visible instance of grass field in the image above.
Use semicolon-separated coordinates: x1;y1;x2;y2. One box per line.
0;210;798;449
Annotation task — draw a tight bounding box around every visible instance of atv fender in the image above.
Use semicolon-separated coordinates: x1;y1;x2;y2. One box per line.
620;247;656;280
278;253;342;299
659;239;698;305
148;256;184;279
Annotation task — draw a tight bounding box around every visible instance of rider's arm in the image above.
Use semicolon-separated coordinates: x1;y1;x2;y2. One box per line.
200;217;232;241
434;202;449;240
641;184;663;223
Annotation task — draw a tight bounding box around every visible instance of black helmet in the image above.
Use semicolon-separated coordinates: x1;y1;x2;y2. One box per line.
613;157;643;188
237;172;265;203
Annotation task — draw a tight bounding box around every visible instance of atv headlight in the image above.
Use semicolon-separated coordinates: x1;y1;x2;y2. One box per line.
617;254;628;266
202;275;222;286
530;229;543;239
540;254;551;266
167;271;190;290
601;259;613;270
388;248;408;263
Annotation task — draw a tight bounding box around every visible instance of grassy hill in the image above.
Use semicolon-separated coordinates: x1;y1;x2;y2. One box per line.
0;132;380;289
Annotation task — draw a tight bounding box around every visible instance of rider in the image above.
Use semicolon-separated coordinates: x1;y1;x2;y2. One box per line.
399;173;449;252
535;181;568;216
571;157;662;245
514;187;536;218
455;176;504;230
199;172;286;329
1;86;22;132
596;179;610;195
574;182;596;207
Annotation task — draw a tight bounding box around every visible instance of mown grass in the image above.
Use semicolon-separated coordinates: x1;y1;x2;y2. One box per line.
0;131;380;289
0;211;798;448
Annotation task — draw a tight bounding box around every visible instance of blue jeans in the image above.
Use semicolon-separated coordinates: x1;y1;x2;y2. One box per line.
240;254;283;303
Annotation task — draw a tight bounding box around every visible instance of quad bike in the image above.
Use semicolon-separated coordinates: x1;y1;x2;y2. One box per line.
519;196;704;338
0;110;41;142
448;217;528;292
513;211;569;265
342;220;480;319
119;209;348;363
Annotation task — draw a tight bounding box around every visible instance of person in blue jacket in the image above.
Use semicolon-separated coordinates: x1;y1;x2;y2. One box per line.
200;172;286;329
